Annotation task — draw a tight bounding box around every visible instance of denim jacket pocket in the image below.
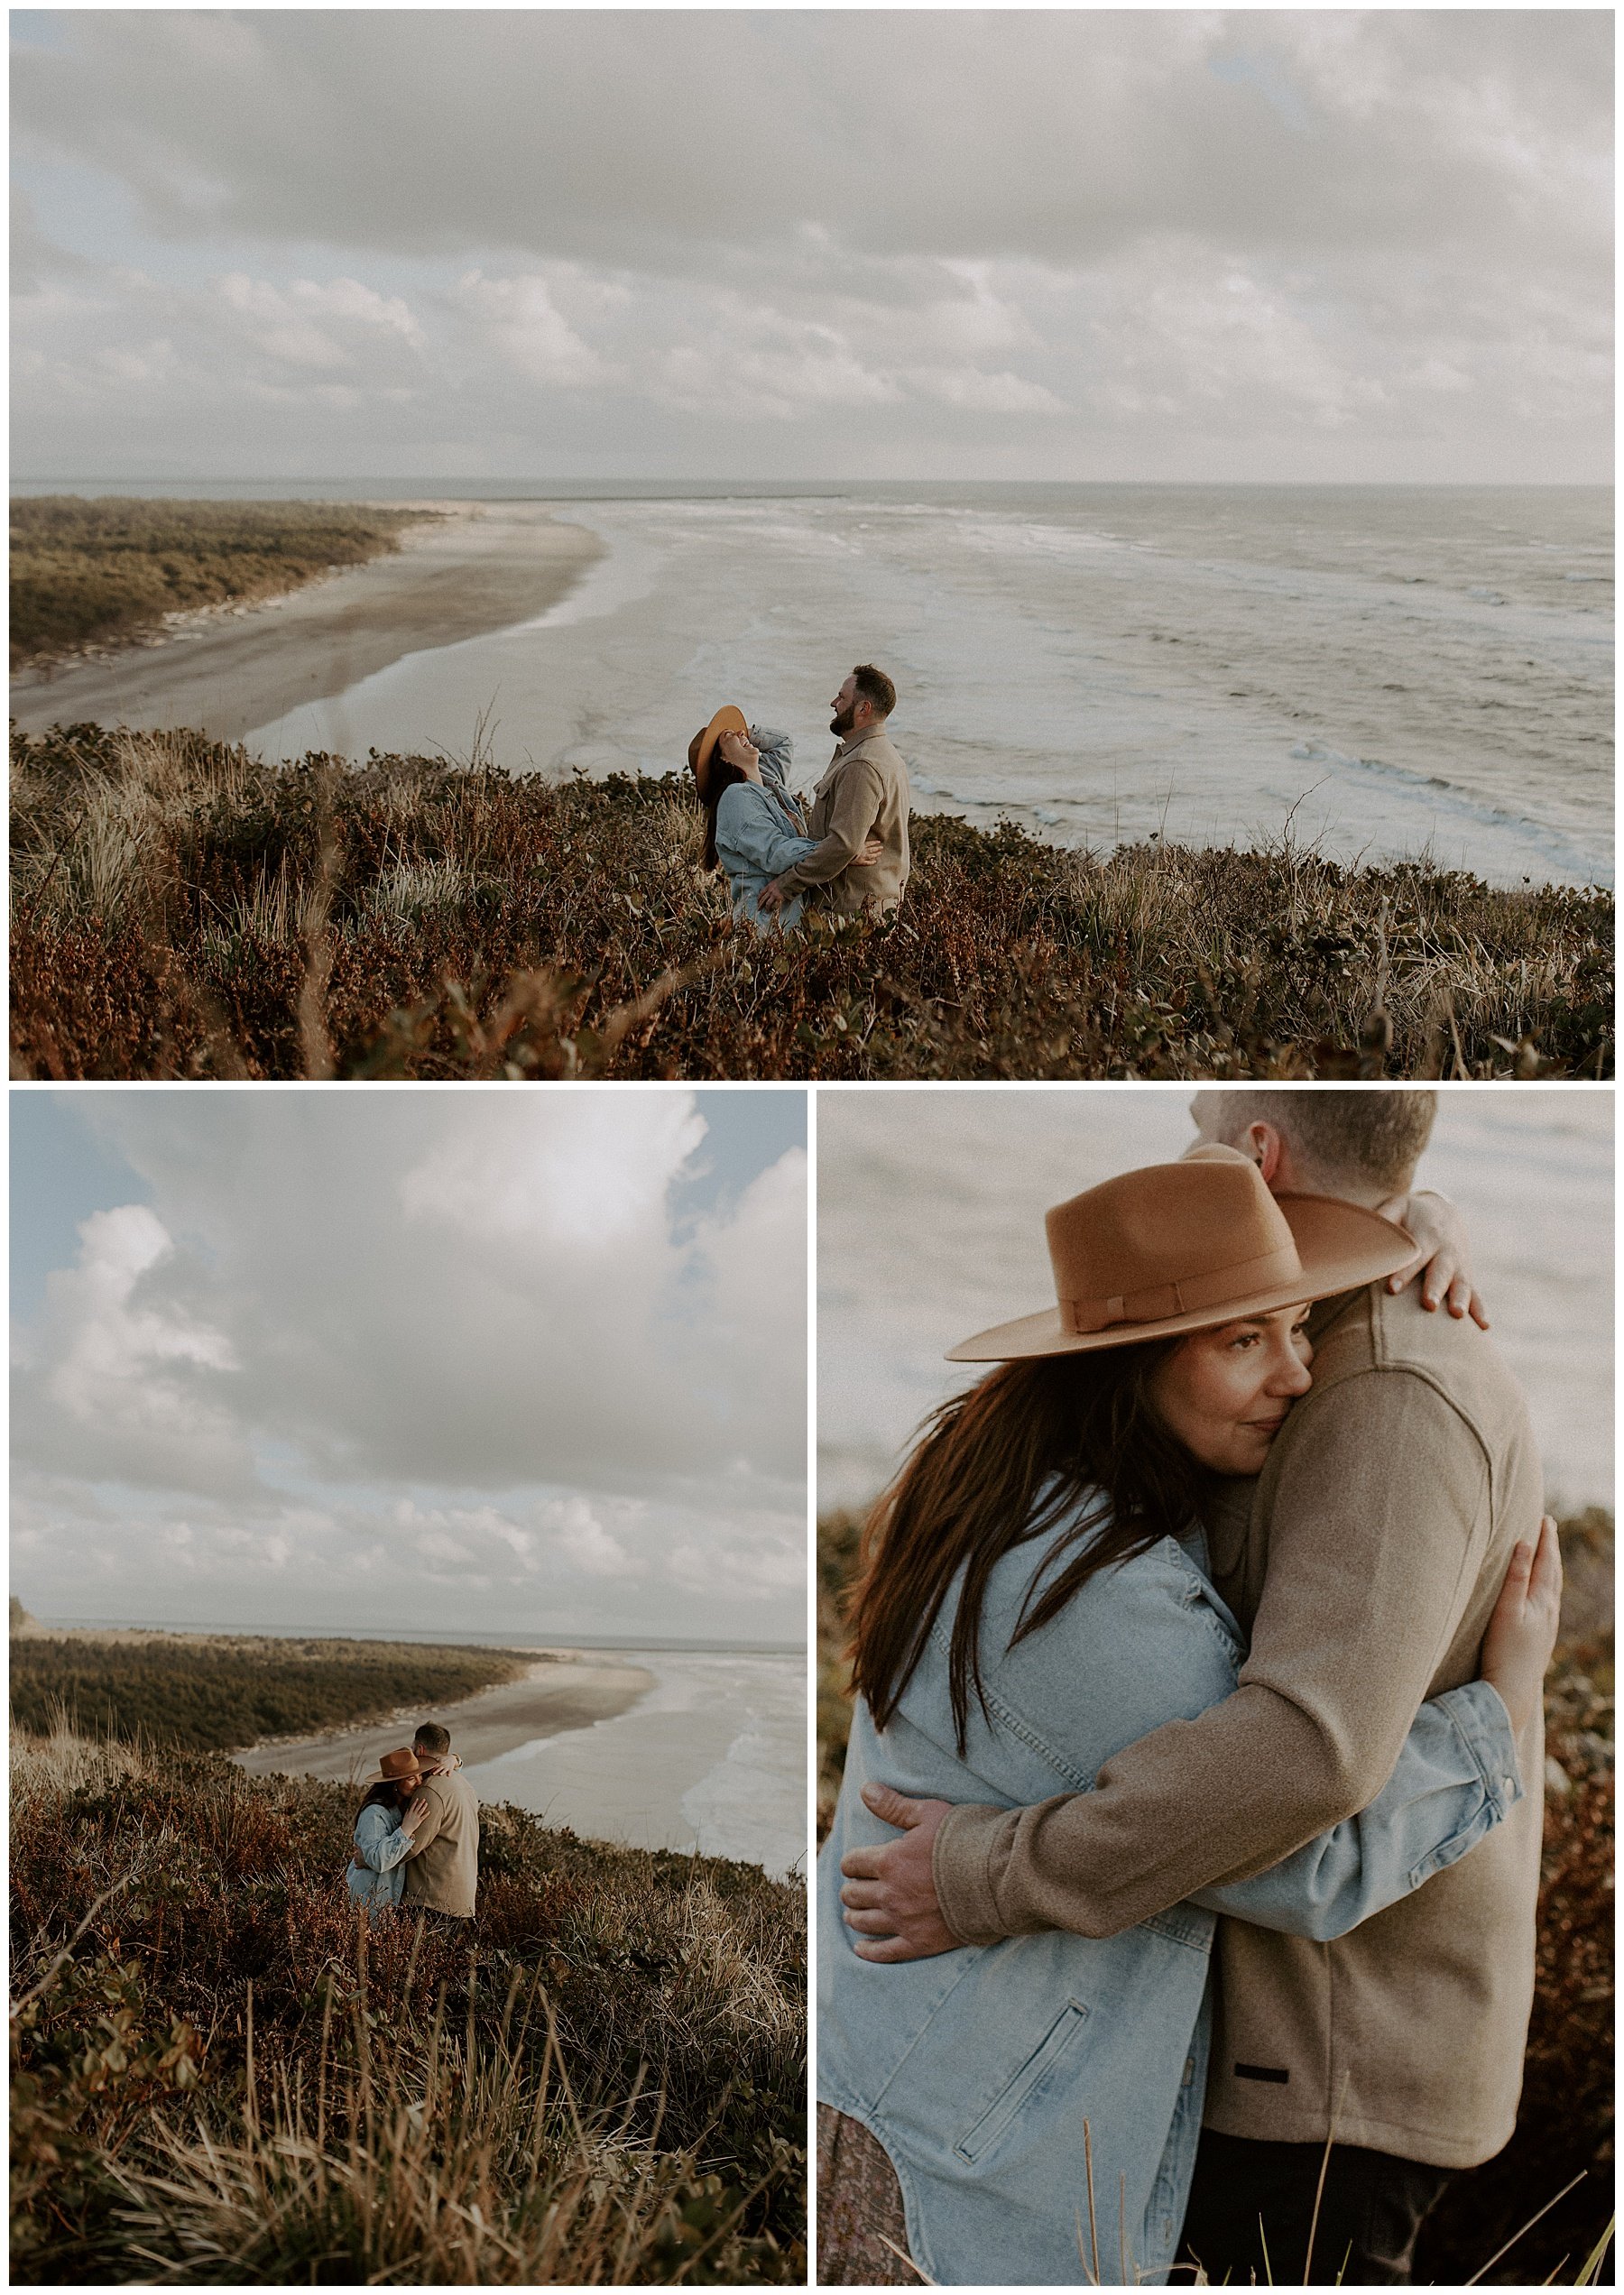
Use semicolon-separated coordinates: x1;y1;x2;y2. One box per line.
954;1997;1091;2164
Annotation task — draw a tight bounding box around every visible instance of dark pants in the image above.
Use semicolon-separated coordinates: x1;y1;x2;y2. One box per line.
1176;2130;1453;2286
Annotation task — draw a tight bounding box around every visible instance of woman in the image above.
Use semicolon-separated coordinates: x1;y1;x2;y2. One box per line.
817;1148;1561;2287
687;705;879;931
346;1747;431;1912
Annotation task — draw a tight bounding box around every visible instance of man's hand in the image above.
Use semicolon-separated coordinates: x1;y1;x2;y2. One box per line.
759;876;789;912
1379;1189;1490;1327
838;1783;960;1962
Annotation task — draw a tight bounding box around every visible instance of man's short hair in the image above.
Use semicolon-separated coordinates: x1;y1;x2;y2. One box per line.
853;663;896;718
414;1722;451;1756
1206;1090;1437;1195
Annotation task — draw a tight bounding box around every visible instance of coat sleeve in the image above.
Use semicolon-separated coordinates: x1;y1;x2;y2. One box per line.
1187;1679;1521;1940
716;784;818;880
352;1806;417;1874
750;724;795;783
934;1372;1501;1944
774;759;883;890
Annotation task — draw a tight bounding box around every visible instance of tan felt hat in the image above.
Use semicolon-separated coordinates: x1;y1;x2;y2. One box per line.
374;1747;428;1785
946;1145;1416;1361
687;705;749;802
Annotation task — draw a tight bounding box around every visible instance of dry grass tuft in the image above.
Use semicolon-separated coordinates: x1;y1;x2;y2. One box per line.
10;724;1612;1080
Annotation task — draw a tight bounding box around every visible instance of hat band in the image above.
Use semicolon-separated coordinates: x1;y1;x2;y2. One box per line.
1060;1240;1304;1335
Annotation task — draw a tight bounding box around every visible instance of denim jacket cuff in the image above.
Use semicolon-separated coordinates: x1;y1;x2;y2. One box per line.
933;1802;1012;1946
1435;1679;1525;1818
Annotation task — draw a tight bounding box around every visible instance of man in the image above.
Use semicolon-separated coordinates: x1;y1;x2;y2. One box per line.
759;664;910;919
400;1721;481;1921
839;1089;1545;2285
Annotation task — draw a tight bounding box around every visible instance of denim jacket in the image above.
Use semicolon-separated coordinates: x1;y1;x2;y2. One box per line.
715;725;817;932
346;1800;415;1912
817;1497;1521;2287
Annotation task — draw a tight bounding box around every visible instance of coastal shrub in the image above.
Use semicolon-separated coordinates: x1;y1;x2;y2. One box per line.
10;500;429;668
817;1510;1613;2285
12;726;1611;1081
11;1731;805;2282
8;1632;530;1752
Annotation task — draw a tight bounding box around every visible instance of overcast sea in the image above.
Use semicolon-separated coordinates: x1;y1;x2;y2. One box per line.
460;1650;805;1878
818;1091;1613;1518
117;481;1606;889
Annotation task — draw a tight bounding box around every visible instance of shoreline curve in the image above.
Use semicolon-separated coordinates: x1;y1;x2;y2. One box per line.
231;1654;656;1789
9;502;605;746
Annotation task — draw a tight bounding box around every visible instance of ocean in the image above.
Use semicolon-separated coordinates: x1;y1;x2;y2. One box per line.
463;1649;806;1880
22;479;1610;889
817;1087;1613;1517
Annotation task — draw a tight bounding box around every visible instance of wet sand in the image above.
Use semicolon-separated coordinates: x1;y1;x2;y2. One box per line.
10;502;604;746
232;1654;654;1785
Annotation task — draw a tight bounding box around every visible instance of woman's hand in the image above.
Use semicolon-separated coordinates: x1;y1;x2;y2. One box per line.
850;834;885;868
401;1793;430;1832
1481;1516;1564;1736
1378;1189;1490;1327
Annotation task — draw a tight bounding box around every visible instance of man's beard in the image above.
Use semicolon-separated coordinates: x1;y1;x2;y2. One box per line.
830;702;857;737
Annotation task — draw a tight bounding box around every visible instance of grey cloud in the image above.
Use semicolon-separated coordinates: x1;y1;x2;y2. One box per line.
10;12;1610;480
14;13;1610;276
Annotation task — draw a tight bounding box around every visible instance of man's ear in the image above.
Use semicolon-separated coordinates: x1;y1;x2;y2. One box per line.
1248;1123;1286;1186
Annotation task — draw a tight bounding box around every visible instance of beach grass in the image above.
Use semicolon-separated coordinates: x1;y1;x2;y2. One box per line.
817;1507;1613;2287
8;1628;531;1754
11;500;432;671
9;724;1612;1082
11;1725;805;2283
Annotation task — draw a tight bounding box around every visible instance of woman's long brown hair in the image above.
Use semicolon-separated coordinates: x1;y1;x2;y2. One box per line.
847;1343;1213;1753
697;756;748;871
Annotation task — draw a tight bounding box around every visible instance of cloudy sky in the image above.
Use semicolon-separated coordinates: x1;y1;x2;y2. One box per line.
11;1089;806;1645
12;9;1611;484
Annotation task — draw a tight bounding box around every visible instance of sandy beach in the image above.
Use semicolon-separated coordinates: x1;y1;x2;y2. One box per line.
9;502;604;745
232;1652;654;1783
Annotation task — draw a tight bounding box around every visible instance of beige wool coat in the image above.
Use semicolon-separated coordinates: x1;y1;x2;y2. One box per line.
401;1767;481;1918
774;723;910;917
931;1277;1545;2169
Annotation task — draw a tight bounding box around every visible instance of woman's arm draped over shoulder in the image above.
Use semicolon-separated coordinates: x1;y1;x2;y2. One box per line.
933;1373;1495;1944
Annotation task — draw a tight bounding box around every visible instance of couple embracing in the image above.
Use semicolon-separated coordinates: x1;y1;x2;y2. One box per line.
819;1090;1560;2286
346;1720;480;1920
687;664;911;931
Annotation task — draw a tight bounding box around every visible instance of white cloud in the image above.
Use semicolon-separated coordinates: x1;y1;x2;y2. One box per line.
543;1495;635;1580
452;269;612;388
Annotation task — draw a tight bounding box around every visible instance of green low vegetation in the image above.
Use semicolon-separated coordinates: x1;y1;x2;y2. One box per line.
8;1633;529;1754
11;498;429;669
818;1507;1613;2286
12;1728;804;2281
11;724;1613;1080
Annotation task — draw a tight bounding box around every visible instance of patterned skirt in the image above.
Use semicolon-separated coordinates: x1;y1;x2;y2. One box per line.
816;2104;919;2284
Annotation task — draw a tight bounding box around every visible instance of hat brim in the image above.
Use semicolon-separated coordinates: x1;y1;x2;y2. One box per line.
946;1194;1415;1361
692;705;748;801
